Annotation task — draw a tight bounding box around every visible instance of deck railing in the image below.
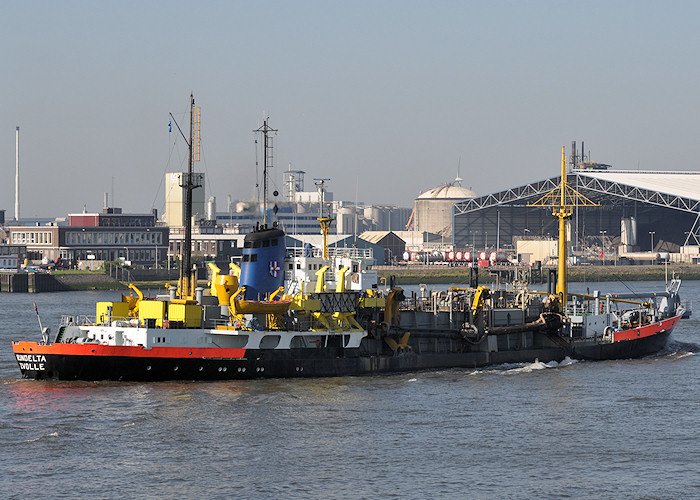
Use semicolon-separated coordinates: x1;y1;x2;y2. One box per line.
286;246;373;259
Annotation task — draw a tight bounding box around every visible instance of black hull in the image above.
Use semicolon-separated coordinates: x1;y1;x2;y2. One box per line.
19;346;571;381
16;329;671;381
571;329;672;361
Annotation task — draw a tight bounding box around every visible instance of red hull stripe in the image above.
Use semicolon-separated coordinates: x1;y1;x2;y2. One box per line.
613;315;681;342
12;341;246;359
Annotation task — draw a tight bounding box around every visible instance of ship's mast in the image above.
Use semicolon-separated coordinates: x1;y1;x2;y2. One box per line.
170;94;201;298
555;147;570;306
254;118;277;227
314;178;333;259
182;95;195;297
529;146;598;309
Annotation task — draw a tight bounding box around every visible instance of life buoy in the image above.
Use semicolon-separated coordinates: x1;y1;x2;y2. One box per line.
233;319;242;329
351;273;359;283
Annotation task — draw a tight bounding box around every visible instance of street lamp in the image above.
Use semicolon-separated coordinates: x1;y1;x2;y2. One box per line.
649;231;655;252
600;230;607;265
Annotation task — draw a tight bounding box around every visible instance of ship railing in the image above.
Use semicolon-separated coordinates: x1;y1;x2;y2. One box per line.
60;315;98;326
60;315;139;326
206;318;231;329
208;315;358;333
287;246;373;259
283;315;364;332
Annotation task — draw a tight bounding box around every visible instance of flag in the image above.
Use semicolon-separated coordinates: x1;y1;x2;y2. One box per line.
33;300;39;316
168;119;172;133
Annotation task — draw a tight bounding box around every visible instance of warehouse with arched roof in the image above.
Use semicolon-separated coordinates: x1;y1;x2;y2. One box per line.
452;169;700;255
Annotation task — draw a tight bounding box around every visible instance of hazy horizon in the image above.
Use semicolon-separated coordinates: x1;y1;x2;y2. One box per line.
3;1;700;219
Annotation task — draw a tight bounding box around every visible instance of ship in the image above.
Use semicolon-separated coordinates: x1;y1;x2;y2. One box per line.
11;102;685;381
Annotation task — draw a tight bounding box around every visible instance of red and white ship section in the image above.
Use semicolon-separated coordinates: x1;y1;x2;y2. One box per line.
569;312;682;361
12;325;368;381
611;315;681;342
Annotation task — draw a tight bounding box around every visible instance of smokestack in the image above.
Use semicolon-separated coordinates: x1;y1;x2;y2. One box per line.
104;192;109;209
15;126;20;221
581;141;585;163
571;140;576;169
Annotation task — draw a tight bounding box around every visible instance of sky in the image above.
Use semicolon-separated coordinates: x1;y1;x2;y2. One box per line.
2;0;700;219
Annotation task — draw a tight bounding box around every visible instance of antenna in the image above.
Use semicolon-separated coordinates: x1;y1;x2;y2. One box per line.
314;178;333;259
254;117;277;226
313;178;331;218
455;156;463;186
354;175;358;244
15;126;20;221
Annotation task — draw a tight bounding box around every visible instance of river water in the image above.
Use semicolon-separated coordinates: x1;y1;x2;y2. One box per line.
0;282;698;499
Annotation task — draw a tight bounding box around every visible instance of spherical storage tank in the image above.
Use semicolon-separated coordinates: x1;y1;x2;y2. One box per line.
414;183;476;237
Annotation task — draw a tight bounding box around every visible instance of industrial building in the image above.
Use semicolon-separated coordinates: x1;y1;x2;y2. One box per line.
165;172;206;226
159;168;411;268
173;168;413;236
5;208;168;266
357;231;407;264
452;148;700;263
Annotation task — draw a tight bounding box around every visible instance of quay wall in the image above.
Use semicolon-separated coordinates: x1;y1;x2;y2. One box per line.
1;272;123;293
376;264;700;285
1;269;182;293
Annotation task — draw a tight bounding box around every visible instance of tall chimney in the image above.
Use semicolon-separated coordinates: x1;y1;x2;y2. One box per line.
15;126;20;221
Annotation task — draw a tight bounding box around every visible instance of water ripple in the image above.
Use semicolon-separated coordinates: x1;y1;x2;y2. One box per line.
1;289;699;498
